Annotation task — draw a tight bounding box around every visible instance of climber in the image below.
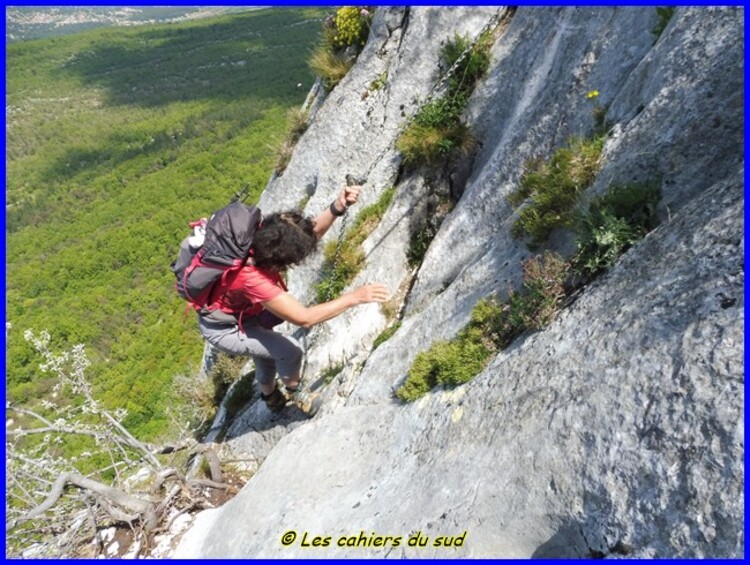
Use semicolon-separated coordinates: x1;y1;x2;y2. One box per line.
197;184;389;414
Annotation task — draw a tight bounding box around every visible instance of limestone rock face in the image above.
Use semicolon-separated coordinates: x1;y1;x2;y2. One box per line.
179;6;744;558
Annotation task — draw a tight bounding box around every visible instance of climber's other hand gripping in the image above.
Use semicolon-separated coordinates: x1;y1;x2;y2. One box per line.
337;185;361;211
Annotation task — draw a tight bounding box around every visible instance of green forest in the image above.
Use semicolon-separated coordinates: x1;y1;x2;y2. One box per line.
6;8;326;440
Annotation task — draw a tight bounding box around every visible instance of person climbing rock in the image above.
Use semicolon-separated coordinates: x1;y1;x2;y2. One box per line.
197;185;389;415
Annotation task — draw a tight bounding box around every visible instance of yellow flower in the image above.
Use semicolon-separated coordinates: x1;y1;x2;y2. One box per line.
586;90;600;99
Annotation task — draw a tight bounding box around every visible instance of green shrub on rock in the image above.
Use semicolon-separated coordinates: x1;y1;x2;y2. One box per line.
508;135;605;247
574;182;661;276
396;252;570;402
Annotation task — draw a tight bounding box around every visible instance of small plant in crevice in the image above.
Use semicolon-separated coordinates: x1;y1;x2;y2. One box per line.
309;6;374;91
573;181;661;277
373;321;402;350
174;353;247;437
369;70;388;91
274;107;309;176
314;187;395;302
407;193;454;268
395;251;570;402
652;7;676;43
592;104;609;136
508;135;605;248
320;362;345;385
408;224;436;267
223;370;256;422
585;89;610;137
206;353;248;405
396;31;493;167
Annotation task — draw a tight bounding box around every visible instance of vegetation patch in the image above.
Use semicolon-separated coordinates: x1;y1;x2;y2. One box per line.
373;321;402;350
652;7;676;42
274;107;309;175
315;187;395;302
508;135;605;247
397;177;662;403
407;195;454;268
308;6;373;91
369;70;388;91
396;31;493;166
223;369;256;421
320;362;345;385
573;182;661;277
396;252;569;401
308;47;356;91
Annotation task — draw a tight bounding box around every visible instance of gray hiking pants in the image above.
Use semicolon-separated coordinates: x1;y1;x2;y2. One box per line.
198;317;303;388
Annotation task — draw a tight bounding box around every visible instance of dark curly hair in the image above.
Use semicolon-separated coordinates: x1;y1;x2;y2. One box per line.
251;210;317;272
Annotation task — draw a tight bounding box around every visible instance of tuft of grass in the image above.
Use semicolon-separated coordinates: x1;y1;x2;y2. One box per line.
573;182;661;276
442;31;493;96
652;7;676;43
308;45;355;91
274;107;309;175
508;135;605;247
373;321;402;350
315;187;395;302
224;370;256;421
320;362;345;385
172;353;248;436
512;252;570;331
397;120;475;166
208;354;247;404
396;252;570;402
396;32;492;167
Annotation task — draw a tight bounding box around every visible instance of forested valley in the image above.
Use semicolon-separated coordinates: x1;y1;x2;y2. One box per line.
6;7;325;443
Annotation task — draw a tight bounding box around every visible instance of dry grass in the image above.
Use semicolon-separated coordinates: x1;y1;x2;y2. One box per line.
308;45;354;90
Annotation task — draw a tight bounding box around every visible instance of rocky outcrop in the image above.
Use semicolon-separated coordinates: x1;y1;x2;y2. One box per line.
177;6;744;558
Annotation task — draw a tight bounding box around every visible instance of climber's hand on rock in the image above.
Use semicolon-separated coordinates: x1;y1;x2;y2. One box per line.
352;283;389;304
338;185;361;210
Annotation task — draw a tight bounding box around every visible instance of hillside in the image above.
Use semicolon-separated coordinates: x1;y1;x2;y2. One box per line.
5;7;325;440
174;6;744;558
5;7;253;43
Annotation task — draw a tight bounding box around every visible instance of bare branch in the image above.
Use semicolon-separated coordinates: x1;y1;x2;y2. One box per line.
152;438;197;455
189;478;235;491
7;406;56;427
151;468;181;494
99;412;162;469
95;495;142;524
8;425;102;440
8;452;62;477
8;473;37;505
14;472;154;528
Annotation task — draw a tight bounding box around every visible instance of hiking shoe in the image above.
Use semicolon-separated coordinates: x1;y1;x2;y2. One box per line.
287;387;323;418
261;384;287;413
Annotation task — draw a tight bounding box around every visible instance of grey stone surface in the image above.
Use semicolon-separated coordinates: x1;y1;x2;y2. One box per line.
178;7;744;558
185;169;743;558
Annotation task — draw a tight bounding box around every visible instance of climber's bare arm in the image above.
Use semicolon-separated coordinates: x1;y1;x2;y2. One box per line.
262;283;388;329
312;185;361;239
